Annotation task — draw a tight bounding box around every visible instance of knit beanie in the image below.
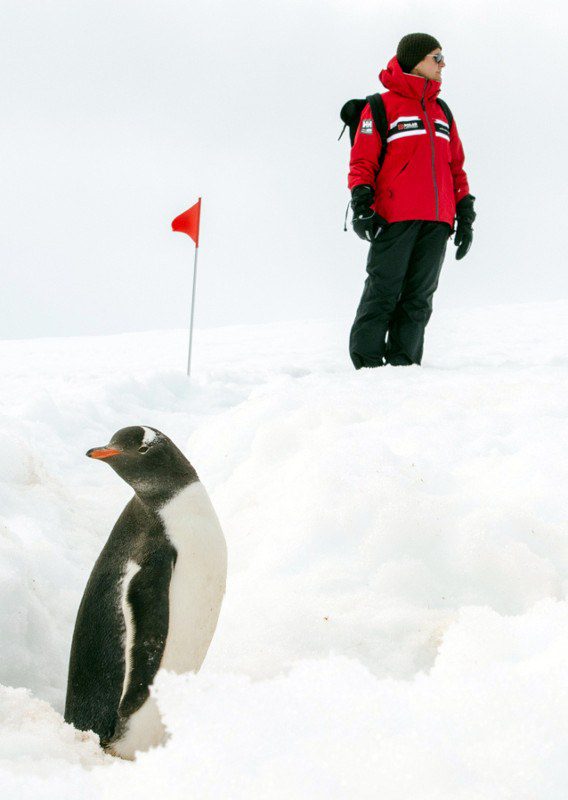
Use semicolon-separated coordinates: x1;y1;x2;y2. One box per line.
396;33;442;73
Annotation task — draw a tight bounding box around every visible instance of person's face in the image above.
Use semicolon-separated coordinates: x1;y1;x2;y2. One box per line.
411;48;445;82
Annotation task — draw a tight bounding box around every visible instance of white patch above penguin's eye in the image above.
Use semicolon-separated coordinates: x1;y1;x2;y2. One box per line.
141;427;158;446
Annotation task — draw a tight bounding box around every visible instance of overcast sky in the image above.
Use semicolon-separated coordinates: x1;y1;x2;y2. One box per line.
2;0;566;339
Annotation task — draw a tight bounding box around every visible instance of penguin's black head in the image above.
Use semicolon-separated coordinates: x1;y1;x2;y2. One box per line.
87;426;198;504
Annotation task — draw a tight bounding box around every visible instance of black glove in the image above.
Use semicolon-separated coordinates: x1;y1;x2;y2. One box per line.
454;194;476;260
351;185;388;242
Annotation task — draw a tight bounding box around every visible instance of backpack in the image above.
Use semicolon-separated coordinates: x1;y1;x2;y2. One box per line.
339;93;454;172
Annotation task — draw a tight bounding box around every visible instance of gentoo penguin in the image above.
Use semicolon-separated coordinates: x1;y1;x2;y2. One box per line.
64;426;227;759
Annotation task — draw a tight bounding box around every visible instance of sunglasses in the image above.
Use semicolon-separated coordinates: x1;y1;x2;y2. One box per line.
431;53;445;64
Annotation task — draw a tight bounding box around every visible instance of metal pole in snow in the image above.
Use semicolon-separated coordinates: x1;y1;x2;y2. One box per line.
187;244;199;377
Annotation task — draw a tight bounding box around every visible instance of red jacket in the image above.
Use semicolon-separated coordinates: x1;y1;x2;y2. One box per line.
348;56;471;227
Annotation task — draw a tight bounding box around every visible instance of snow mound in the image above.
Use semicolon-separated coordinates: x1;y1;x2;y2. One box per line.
3;602;568;798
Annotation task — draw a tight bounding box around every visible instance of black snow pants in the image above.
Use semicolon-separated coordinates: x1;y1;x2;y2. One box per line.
349;220;451;368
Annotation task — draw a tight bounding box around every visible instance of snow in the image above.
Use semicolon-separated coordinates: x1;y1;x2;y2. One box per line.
0;300;567;797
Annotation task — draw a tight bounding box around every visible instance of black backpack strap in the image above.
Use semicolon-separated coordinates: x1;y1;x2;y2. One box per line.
366;93;388;171
436;98;453;129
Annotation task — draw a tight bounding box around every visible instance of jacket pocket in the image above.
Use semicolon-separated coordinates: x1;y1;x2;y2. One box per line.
391;159;411;183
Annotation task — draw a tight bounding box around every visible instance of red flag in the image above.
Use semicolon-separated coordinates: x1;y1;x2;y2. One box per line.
172;198;201;247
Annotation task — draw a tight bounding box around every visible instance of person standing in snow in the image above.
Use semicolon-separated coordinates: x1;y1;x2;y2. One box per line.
348;33;476;368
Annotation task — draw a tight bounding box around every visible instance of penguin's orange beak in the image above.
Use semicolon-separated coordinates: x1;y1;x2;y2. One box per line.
86;446;122;459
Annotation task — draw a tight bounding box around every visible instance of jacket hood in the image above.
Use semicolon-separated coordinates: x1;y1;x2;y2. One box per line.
379;55;441;103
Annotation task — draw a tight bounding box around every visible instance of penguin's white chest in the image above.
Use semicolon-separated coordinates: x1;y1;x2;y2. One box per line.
158;480;227;674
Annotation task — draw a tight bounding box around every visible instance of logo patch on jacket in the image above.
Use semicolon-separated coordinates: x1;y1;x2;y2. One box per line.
361;119;373;135
387;116;426;142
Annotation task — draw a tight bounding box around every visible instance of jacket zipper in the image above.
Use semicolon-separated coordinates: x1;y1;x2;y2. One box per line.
421;80;439;221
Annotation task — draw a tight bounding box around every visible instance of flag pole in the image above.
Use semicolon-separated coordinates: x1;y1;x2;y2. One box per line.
187;242;199;377
171;195;202;377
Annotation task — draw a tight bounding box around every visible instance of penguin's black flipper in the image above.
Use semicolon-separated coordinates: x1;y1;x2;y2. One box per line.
64;562;128;742
114;546;175;728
